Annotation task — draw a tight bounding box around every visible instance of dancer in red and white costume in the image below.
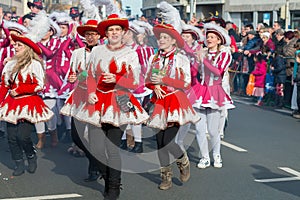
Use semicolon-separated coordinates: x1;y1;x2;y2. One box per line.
75;14;149;199
189;23;235;169
35;18;61;148
120;21;154;153
145;23;200;190
60;19;102;181
0;33;53;176
175;24;204;151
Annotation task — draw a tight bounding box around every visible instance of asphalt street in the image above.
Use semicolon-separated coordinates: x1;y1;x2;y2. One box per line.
0;95;300;200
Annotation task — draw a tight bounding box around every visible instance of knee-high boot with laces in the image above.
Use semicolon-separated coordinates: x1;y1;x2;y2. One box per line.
159;165;173;190
176;152;190;182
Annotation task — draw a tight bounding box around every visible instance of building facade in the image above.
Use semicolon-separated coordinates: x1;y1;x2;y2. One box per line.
142;0;300;29
0;0;80;17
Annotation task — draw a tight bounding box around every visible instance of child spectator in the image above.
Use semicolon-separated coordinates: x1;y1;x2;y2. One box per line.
251;52;267;106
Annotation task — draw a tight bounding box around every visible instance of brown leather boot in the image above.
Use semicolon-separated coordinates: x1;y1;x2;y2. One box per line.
176;152;190;182
50;129;58;147
36;133;46;149
159;165;172;190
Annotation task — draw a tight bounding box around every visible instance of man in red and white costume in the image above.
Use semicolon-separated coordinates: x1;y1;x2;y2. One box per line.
75;14;149;199
60;19;101;182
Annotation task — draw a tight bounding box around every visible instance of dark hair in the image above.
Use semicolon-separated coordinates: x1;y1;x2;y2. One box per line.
4;11;12;16
284;31;294;40
22;14;33;23
274;21;282;27
245;24;254;30
255;52;265;62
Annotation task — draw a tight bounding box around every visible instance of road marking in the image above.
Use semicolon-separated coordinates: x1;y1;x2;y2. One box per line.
255;167;300;183
274;109;292;115
189;129;248;152
221;141;248;152
233;99;253;105
0;194;82;200
279;167;300;177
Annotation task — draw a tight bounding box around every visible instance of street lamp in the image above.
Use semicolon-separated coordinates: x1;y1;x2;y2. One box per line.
285;0;289;29
190;0;194;21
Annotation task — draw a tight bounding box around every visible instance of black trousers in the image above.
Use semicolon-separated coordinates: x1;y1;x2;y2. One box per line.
7;121;35;160
71;118;100;173
156;125;183;167
88;123;123;184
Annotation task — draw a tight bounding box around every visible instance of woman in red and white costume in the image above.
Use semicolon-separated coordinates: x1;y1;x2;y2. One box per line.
35;18;61;148
120;21;154;153
43;12;84;143
76;14;149;199
0;33;53;176
175;24;204;151
189;23;235;169
145;23;200;190
0;21;28;138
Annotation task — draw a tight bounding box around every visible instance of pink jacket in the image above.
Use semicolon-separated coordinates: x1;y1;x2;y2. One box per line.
252;60;267;88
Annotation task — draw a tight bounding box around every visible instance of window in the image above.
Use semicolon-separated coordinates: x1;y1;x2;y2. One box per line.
241;12;253;26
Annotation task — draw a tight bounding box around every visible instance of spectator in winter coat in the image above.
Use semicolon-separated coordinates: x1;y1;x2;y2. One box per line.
270;52;286;108
283;30;297;107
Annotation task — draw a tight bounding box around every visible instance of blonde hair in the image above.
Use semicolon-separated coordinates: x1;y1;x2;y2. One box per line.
12;44;43;74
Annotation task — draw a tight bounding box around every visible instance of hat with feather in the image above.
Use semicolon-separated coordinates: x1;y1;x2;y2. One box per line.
129;20;145;35
11;10;50;55
3;20;28;34
182;23;204;42
204;22;231;46
49;18;61;37
97;14;129;37
27;0;43;10
153;23;184;48
77;19;99;37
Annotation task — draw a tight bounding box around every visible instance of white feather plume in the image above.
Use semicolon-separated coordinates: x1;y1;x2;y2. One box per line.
133;20;154;35
49;18;61;38
157;1;183;34
49;12;72;24
27;10;50;42
93;0;122;16
80;0;101;21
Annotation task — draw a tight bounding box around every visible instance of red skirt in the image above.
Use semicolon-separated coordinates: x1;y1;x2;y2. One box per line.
60;84;88;117
147;90;200;130
0;94;54;124
74;89;149;127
